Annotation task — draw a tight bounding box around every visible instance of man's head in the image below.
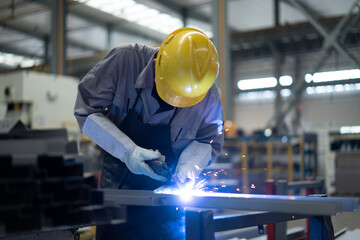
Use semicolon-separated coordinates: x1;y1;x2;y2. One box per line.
155;28;219;108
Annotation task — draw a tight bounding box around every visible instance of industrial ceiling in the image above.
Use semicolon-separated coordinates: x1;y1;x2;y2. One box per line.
0;0;359;78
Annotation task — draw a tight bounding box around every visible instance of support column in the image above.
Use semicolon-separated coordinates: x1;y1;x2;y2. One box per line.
212;0;232;121
274;52;283;132
51;0;67;75
106;23;113;51
273;0;282;132
274;0;280;26
181;7;188;27
44;35;49;64
293;57;302;133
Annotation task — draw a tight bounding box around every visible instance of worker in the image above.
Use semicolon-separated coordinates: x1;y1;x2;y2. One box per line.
74;27;224;240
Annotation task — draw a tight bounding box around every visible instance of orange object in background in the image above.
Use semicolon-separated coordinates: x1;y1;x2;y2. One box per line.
224;120;237;138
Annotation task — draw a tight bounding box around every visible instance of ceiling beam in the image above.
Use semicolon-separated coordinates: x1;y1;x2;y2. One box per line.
265;0;360;130
0;44;42;58
150;0;211;23
1;21;104;53
30;0;164;43
70;9;164;43
231;16;360;60
0;22;44;39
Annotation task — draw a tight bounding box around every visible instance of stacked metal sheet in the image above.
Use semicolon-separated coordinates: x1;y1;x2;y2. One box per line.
0;119;121;237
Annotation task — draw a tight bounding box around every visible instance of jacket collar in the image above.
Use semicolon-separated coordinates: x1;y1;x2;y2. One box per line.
134;50;158;89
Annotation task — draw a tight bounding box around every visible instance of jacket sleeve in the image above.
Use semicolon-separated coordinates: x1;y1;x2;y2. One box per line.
74;48;120;129
74;48;136;160
195;85;224;165
176;85;224;173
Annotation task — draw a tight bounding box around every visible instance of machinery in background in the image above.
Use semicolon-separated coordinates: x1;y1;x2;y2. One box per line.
0;70;105;174
213;132;318;195
330;132;360;195
0;70;80;140
307;125;360;195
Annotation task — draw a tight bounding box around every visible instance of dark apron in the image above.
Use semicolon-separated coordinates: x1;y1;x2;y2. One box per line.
96;90;183;240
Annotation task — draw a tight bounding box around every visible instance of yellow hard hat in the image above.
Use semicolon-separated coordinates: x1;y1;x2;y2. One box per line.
155;28;219;108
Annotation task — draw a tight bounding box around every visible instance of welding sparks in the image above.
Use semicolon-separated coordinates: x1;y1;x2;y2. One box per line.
194;179;207;189
251;184;256;189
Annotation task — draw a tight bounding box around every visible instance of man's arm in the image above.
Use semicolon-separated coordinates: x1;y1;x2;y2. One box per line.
74;48;135;159
175;86;224;187
74;48;166;182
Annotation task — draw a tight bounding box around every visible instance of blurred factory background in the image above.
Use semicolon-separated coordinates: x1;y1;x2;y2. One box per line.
0;0;360;239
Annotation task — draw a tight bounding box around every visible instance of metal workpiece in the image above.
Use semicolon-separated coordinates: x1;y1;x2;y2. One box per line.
103;189;359;216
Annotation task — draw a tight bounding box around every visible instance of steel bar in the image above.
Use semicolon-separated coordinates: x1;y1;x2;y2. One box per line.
287;180;323;190
213;211;308;232
103;189;358;216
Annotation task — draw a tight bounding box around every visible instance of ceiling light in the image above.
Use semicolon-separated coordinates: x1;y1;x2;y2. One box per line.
279;75;292;86
237;77;277;90
280;89;291;97
306;69;360;83
305;73;312;83
306;87;315;94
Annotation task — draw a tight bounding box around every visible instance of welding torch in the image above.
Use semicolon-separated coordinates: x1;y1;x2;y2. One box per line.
147;156;196;191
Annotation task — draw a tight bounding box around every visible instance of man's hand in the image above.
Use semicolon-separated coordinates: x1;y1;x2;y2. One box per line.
174;140;212;190
174;164;201;190
123;146;167;182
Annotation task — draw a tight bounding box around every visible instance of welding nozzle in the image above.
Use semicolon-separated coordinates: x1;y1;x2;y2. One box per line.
147;155;171;178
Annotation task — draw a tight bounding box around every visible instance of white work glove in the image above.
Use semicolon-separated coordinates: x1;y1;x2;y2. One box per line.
82;113;167;182
175;141;212;189
123;146;167;182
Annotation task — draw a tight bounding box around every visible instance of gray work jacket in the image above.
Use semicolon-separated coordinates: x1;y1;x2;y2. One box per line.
74;43;224;163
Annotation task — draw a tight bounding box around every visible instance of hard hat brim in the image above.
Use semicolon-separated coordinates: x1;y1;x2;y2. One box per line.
155;81;208;108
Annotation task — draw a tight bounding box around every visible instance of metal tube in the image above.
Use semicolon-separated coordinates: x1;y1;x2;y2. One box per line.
103;189;358;216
